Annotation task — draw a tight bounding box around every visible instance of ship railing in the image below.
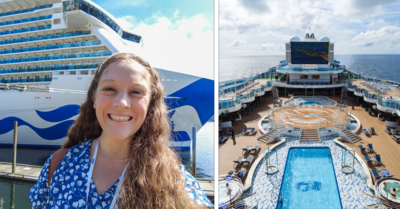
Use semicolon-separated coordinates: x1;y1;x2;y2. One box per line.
0;64;100;74
1;78;52;83
0;4;53;18
0;15;52;27
0;41;101;55
0;52;112;64
0;25;51;36
277;67;343;72
0;31;91;45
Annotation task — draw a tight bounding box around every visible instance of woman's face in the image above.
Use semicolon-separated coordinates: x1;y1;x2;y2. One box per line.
94;59;150;142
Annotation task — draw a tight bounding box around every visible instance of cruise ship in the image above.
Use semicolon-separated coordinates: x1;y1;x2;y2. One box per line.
218;34;400;208
0;0;214;150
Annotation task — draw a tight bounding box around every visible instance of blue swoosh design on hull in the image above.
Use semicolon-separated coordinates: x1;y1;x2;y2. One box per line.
166;78;214;125
172;131;190;142
0;117;74;140
35;105;80;122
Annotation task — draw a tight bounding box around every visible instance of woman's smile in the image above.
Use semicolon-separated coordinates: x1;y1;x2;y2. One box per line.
108;114;133;122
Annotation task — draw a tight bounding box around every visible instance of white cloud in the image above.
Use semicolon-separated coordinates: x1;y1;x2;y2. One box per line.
116;14;213;80
229;39;247;47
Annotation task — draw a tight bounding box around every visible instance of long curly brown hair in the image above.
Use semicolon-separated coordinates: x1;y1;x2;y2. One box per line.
63;53;205;208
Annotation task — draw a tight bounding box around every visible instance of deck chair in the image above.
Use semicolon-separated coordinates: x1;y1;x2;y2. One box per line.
219;136;227;143
391;128;397;135
358;145;366;153
226;128;233;135
242;146;252;154
251;145;260;154
392;135;399;143
364;156;373;167
233;156;244;168
250;128;257;135
220;130;227;135
373;155;383;166
369;127;376;135
246;128;252;135
235;170;246;179
242;128;248;135
366;144;375;153
363;129;370;136
243;156;254;168
385;128;391;135
227;170;235;175
380;169;392;178
371;169;381;182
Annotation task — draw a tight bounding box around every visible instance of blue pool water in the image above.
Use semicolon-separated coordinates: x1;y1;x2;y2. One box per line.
299;102;321;106
277;147;342;209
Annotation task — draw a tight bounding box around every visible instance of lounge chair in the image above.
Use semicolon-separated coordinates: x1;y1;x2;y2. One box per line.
227;170;235;175
242;128;248;135
233;156;244;168
219;136;227;143
385;128;391;135
369;127;376;135
366;144;375;153
242;146;252;154
391;128;397;135
380;169;392;178
392;135;399;143
371;169;381;182
364;156;374;167
250;128;257;135
243;156;254;168
246;128;252;135
358;145;366;153
235;170;246;179
374;154;383;166
251;145;260;154
363;129;370;136
220;130;227;135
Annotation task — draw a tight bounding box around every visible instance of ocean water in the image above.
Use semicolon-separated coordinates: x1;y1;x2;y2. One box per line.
0;122;214;208
220;55;400;83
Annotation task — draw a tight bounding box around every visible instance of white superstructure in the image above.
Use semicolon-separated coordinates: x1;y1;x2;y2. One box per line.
0;0;214;149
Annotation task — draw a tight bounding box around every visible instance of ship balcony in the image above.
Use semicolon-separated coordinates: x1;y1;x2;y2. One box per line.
0;15;52;28
364;97;378;103
1;78;52;83
0;64;100;75
0;31;91;45
0;4;53;19
276;66;343;74
240;90;255;103
0;51;111;65
377;100;400;115
271;80;348;88
364;91;378;103
0;41;101;55
354;89;365;97
219;98;242;114
0;25;51;36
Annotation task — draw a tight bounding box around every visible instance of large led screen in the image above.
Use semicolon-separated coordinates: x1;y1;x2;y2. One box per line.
290;42;329;64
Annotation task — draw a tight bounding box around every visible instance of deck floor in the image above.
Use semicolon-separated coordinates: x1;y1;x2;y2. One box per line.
219;95;400;185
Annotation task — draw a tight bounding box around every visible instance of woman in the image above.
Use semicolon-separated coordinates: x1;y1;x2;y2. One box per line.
30;52;213;208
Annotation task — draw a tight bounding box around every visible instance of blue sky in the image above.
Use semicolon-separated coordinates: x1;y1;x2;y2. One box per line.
90;0;214;79
219;0;400;57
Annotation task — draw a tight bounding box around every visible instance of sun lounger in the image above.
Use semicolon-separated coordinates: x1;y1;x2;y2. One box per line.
227;127;233;135
242;146;252;154
369;127;376;135
246;128;252;135
233;156;244;168
243;156;254;168
380;169;392;178
242;128;248;135
220;130;227;135
371;169;381;182
366;144;375;153
235;170;246;179
374;154;383;166
391;128;397;135
385;128;391;135
358;145;366;153
392;135;399;143
219;136;227;143
364;156;373;167
363;129;370;136
251;145;260;154
250;128;257;135
227;170;235;175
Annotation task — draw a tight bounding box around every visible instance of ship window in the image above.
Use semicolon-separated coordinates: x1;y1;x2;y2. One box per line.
69;71;76;75
53;18;61;24
80;70;88;75
300;75;308;79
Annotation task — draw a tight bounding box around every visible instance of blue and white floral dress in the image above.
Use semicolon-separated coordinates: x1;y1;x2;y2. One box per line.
29;140;213;208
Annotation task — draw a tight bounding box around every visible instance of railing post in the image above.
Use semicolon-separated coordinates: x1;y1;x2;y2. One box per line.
12;121;17;174
192;127;197;178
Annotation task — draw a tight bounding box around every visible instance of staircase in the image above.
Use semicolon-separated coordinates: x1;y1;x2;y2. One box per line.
342;129;362;143
300;129;320;142
258;129;278;144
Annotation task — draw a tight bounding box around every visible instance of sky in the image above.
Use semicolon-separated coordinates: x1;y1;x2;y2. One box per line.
219;0;400;57
90;0;214;80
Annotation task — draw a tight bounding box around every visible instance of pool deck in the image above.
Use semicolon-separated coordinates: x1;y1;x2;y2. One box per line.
219;95;400;187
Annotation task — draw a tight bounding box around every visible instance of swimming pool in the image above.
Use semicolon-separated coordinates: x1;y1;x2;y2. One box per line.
299;102;321;106
277;147;342;209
